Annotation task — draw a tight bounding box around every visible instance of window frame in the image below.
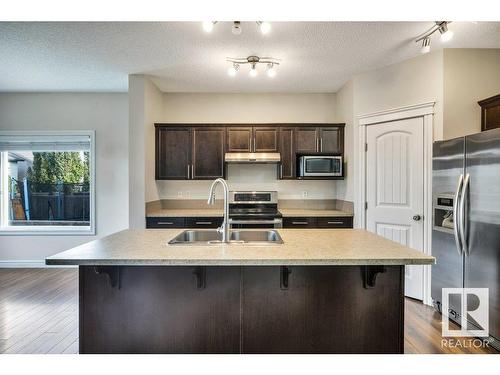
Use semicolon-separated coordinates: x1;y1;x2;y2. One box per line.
0;130;96;236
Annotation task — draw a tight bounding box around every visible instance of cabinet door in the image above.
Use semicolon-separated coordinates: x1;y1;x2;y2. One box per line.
295;127;319;153
192;127;225;179
80;266;241;353
227;127;252;152
282;217;317;228
279;127;295;179
319;127;343;154
156;127;191;179
254;127;279;152
185;217;223;228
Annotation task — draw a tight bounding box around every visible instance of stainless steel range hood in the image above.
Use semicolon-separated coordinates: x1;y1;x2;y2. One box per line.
224;152;281;163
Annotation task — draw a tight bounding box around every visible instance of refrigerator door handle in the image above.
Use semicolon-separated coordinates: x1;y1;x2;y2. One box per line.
453;174;464;256
460;173;470;256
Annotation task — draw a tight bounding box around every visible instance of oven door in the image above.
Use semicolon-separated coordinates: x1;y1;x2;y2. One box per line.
300;156;342;177
228;218;283;229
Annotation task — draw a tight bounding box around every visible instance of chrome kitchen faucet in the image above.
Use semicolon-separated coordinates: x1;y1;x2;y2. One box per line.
207;178;230;243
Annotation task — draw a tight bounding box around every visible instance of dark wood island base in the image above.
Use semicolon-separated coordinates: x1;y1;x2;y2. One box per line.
79;265;404;354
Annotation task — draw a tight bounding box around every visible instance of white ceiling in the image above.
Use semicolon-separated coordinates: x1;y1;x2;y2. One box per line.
1;22;499;93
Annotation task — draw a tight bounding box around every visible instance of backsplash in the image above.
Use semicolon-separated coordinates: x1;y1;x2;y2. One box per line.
154;164;336;200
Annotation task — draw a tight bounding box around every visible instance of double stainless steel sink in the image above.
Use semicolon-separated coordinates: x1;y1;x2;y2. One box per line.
168;230;284;245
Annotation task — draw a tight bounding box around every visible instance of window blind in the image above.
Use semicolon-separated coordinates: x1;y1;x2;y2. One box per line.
0;135;91;152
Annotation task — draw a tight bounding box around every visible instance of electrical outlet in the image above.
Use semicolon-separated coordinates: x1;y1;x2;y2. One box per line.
302;190;308;198
177;191;183;198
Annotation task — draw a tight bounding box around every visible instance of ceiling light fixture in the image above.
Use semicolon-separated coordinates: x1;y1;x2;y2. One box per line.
438;22;454;42
420;37;431;54
257;21;271;35
226;56;280;79
202;21;271;35
227;63;239;77
231;21;242;35
414;21;453;54
266;63;277;77
202;21;217;33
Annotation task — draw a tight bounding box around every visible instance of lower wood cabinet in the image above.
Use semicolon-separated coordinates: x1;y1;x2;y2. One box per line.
146;217;185;228
80;265;403;353
185;217;223;228
283;216;353;228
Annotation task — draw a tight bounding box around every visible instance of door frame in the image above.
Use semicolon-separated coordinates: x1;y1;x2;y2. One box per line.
357;102;435;306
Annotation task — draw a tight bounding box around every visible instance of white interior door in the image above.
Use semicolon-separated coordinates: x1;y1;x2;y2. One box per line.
365;117;424;300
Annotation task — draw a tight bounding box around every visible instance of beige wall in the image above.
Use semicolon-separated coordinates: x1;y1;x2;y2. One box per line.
0;93;129;262
333;51;445;226
443;49;500;139
146;91;339;203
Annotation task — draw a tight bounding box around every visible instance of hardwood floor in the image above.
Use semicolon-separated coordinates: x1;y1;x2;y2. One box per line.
0;268;497;354
0;268;78;354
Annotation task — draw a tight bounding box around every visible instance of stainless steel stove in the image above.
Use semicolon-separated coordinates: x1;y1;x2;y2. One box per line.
228;191;282;229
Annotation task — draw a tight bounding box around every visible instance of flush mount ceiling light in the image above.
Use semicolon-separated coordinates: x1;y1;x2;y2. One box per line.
226;56;280;78
415;21;453;54
202;21;271;35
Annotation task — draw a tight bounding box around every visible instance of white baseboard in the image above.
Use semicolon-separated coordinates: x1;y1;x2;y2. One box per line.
0;260;76;268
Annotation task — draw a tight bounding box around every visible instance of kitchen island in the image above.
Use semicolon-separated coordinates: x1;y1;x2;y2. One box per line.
46;228;435;354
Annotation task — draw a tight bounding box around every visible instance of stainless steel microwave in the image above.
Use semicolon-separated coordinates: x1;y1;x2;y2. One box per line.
298;155;343;177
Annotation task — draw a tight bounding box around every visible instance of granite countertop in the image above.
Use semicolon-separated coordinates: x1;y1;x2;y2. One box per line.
147;208;353;218
46;229;435;266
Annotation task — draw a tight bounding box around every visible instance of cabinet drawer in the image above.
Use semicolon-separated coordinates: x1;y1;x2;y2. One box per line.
146;217;185;229
316;216;353;228
185;217;223;228
283;217;317;228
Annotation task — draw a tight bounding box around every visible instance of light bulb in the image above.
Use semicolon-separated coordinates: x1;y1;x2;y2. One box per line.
232;21;242;35
266;63;276;77
420;37;431;54
440;29;453;42
438;22;453;42
202;21;215;33
259;22;271;35
227;64;239;77
249;65;258;77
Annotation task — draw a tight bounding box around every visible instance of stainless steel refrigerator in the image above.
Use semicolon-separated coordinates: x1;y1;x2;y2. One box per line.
432;128;499;350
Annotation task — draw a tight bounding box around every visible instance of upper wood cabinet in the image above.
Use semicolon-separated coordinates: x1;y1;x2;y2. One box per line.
295;126;344;155
279;127;295;179
319;126;343;154
156;124;344;181
226;127;253;152
227;126;279;153
155;127;191;180
192;127;225;179
156;126;225;180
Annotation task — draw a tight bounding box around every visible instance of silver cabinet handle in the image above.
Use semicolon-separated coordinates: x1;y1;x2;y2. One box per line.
195;221;213;225
187;165;190;179
191;164;194;179
320;138;323;152
157;221;174;225
327;221;344;224
280;164;283;179
292;221;309;225
453;174;464;256
460;173;470;256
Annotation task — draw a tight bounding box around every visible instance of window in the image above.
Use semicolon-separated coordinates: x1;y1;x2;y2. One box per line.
0;131;95;234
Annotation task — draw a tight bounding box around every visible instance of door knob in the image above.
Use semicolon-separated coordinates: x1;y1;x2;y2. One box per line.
412;215;422;221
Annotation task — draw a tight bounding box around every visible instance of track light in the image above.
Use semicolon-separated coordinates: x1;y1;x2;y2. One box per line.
257;21;271;35
202;21;216;33
420;37;431;54
266;63;277;77
231;21;242;35
438;22;453;42
227;63;239;77
226;56;280;79
414;21;453;54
